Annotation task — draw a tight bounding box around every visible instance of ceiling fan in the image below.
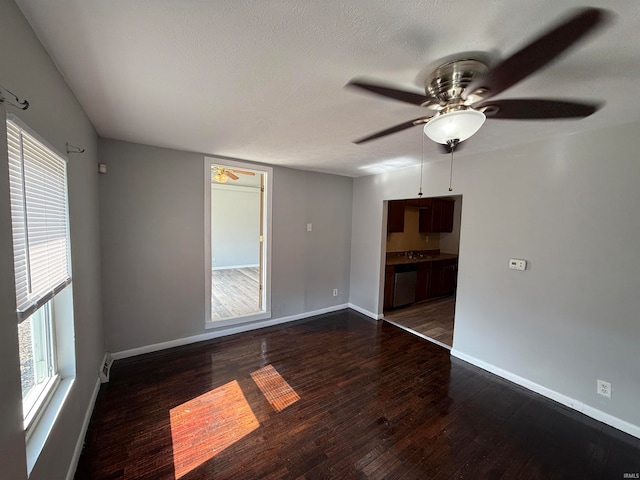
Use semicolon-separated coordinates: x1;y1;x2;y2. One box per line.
212;166;256;183
347;7;610;152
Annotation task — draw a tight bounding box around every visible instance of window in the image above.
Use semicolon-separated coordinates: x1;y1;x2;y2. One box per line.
6;114;72;434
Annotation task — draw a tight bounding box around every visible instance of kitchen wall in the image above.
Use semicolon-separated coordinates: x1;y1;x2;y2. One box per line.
98;138;353;354
349;120;640;435
386;206;440;253
0;1;104;479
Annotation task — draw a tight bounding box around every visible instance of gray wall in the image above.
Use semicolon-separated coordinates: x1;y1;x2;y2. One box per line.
211;185;260;268
349;120;640;431
0;1;103;478
98;138;353;353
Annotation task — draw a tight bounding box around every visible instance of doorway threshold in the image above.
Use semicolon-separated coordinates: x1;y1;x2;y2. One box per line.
382;317;452;351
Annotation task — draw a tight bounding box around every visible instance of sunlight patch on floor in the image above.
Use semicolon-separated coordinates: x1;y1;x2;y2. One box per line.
169;380;259;478
251;364;300;412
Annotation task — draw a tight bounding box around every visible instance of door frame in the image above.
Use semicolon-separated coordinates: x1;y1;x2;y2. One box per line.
203;156;273;328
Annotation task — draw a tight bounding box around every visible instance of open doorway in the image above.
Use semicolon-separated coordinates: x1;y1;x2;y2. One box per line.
382;195;462;349
204;158;272;326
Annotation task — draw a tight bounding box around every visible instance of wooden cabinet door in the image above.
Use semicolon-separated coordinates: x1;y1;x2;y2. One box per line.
384;265;395;310
419;206;433;232
428;261;443;298
415;262;430;301
387;200;405;233
441;259;457;294
441;199;455;233
420;198;454;233
431;199;444;232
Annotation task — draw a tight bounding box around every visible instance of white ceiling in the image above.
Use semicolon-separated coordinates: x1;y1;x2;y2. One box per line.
15;0;640;177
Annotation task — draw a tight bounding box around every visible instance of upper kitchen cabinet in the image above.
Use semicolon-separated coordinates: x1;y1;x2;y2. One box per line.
419;198;454;233
387;200;405;233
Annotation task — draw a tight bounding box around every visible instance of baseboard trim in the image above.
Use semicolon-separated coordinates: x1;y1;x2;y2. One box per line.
347;303;382;320
450;349;640;440
212;264;259;271
66;376;101;480
112;303;350;360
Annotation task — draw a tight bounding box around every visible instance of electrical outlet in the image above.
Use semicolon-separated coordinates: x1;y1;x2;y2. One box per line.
306;223;312;232
597;379;611;398
332;288;338;297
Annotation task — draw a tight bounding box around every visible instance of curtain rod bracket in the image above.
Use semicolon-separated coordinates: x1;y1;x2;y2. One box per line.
66;142;85;154
0;85;29;110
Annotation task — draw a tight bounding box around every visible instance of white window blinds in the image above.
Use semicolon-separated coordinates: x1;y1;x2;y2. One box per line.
6;115;71;322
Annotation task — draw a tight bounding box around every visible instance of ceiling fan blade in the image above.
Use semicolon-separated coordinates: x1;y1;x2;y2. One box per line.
479;99;600;119
347;80;429;106
226;171;240;180
463;7;609;101
229;169;256;176
353;117;431;144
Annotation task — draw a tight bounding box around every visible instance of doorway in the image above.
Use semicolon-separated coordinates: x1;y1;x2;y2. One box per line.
382;195;462;349
204;158;272;326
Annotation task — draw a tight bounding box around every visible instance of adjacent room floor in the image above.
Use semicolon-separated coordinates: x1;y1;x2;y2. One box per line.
211;267;260;320
384;294;456;348
75;309;640;479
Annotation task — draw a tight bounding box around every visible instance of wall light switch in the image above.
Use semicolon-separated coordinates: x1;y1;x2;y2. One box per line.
509;258;527;271
306;223;312;232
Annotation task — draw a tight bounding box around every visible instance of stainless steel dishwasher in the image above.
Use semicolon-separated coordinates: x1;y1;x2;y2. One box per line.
393;263;417;307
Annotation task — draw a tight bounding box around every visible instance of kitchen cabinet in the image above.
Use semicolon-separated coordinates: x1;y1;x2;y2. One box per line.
387;200;405;233
415;261;431;301
428;258;457;297
419;198;455;233
384;265;395;309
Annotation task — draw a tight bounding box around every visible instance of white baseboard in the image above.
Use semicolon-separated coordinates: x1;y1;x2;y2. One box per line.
212;264;259;271
450;349;640;440
66;376;101;480
112;303;350;360
347;303;382;320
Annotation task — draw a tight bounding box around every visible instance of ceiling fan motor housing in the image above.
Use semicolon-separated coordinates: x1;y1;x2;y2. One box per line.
424;59;489;106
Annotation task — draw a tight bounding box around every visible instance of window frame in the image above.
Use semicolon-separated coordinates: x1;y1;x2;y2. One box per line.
6;113;73;438
20;300;61;437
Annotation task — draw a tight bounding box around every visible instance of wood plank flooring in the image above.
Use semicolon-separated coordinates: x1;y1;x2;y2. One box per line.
211;267;260;320
75;309;640;479
385;294;455;347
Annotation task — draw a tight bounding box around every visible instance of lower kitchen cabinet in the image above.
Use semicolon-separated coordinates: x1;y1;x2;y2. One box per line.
384;265;395;309
415;262;430;301
384;257;457;311
428;259;457;297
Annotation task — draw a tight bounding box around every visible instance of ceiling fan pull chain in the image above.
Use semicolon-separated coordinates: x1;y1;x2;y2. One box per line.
418;133;425;197
448;139;458;192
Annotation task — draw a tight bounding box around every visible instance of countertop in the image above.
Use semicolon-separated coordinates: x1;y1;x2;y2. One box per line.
386;252;458;266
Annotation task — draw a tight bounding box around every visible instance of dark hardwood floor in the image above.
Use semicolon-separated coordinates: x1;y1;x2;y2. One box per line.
75;309;640;479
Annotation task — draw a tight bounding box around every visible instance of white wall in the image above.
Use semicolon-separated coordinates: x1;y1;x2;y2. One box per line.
211;184;260;268
98;138;353;353
349;120;640;433
0;1;103;478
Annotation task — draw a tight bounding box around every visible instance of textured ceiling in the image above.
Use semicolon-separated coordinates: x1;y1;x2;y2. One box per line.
14;0;640;177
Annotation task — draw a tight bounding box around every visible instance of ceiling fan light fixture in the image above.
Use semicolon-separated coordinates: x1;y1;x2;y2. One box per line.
214;173;228;183
423;109;486;144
